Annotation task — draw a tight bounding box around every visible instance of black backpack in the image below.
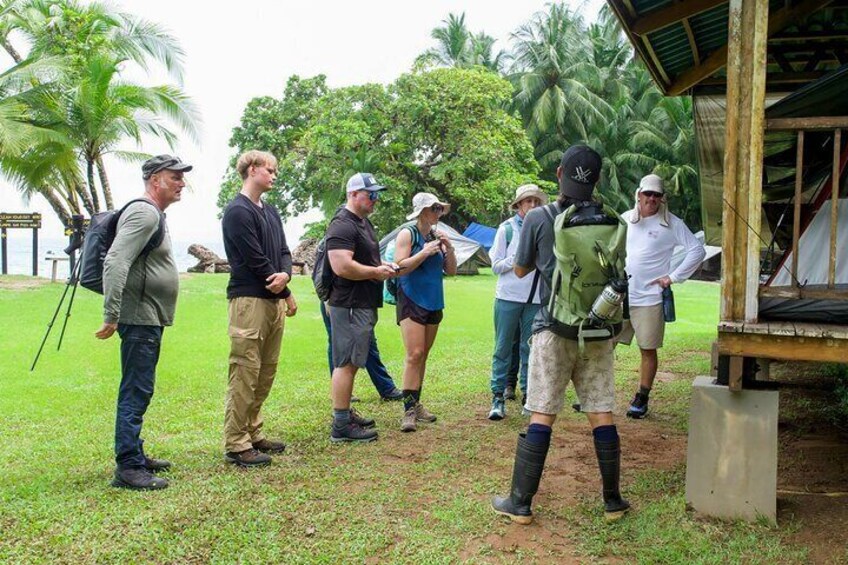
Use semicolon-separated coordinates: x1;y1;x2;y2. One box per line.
79;199;165;294
312;212;342;302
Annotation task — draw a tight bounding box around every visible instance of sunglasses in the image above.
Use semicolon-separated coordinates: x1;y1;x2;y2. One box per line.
641;191;663;199
365;190;380;201
430;204;445;213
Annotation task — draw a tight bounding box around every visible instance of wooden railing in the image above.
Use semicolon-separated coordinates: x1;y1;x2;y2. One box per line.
761;116;847;300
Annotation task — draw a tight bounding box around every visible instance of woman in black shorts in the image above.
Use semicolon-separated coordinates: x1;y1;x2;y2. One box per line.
393;192;457;432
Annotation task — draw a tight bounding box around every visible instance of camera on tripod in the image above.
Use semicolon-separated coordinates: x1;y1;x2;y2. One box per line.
64;214;86;256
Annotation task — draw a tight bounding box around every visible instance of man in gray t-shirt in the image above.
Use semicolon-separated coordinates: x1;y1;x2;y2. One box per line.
492;146;631;524
95;154;191;492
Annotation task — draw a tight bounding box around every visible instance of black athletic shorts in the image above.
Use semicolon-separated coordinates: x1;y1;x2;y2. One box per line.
396;287;443;326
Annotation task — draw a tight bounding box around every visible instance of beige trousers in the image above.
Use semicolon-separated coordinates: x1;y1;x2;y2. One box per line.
224;297;286;453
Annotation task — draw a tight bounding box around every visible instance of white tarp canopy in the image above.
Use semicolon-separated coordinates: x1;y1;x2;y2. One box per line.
379;221;490;272
771;199;847;286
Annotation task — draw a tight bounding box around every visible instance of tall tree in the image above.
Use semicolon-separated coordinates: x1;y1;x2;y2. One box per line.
220;68;539;233
508;2;613;178
415;12;505;73
0;0;195;224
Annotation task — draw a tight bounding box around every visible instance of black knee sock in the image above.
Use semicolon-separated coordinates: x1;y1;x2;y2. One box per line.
403;389;420;411
526;423;552;446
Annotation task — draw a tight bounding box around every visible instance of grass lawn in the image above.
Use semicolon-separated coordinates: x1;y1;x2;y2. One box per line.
0;273;813;563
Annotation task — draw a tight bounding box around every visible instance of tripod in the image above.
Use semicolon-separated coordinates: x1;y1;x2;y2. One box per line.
30;227;84;372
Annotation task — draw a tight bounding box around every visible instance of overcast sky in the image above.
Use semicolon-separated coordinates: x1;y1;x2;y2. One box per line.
1;0;606;247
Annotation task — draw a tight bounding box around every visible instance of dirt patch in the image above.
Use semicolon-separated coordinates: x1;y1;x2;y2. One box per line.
774;363;848;564
0;276;52;290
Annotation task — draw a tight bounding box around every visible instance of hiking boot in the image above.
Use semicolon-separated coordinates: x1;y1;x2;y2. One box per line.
330;422;378;443
504;385;516;400
414;402;437;423
112;467;169;490
626;392;649;419
252;438;286;454
400;408;417;432
225;448;272;467
350;408;376;429
520;395;531;417
143;456;171;472
488;396;506;421
381;388;404;401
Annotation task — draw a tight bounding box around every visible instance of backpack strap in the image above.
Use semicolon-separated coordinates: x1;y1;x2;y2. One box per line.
503;220;514;247
404;225;422;253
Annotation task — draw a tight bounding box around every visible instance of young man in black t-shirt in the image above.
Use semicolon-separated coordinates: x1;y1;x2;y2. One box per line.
221;150;297;467
325;173;398;443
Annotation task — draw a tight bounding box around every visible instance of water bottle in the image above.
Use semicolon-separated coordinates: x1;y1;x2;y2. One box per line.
589;279;628;324
662;286;676;322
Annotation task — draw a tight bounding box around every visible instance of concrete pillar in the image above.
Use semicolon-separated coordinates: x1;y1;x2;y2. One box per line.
685;376;779;523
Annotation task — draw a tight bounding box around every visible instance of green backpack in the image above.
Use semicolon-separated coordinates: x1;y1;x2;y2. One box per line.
547;201;627;344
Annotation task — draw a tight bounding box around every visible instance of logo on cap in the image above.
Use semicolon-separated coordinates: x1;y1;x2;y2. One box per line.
572;166;593;184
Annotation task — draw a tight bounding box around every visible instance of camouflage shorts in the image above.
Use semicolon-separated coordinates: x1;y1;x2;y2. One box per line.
525;330;615;414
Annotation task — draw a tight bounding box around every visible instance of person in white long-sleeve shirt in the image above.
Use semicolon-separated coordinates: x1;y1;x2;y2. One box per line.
618;174;705;419
487;184;548;421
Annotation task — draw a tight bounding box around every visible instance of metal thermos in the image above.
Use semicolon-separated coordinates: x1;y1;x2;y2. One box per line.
662;286;676;322
589;279;628;323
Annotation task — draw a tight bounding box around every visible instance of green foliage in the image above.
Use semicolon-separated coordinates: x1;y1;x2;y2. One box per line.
508;3;702;229
414;12;505;73
220;68;539;234
217;75;329;215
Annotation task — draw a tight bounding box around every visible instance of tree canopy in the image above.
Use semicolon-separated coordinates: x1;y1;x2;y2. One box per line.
220;68;539;234
221;3;702;234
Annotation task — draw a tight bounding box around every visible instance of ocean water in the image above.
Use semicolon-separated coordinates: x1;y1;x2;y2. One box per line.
1;232;225;280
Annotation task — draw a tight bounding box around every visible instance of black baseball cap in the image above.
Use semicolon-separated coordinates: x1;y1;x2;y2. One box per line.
559;145;601;201
142;154;193;179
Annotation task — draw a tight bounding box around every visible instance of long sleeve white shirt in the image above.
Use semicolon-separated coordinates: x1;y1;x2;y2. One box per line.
623;209;706;307
489;216;543;304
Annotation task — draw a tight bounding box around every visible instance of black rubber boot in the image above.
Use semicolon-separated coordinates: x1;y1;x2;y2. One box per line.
594;436;630;522
491;432;550;525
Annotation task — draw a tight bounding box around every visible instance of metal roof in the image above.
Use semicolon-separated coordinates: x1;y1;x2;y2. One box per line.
607;0;848;95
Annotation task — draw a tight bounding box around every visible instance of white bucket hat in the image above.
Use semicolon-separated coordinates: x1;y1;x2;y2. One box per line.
510;183;549;209
406;192;450;220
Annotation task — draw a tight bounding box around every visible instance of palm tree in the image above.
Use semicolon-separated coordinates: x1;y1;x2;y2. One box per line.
508;3;613;179
39;55;199;213
415;12;504;72
1;0;185;80
0;0;197;223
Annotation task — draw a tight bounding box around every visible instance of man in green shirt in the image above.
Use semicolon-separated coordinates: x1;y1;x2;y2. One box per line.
95;154;191;490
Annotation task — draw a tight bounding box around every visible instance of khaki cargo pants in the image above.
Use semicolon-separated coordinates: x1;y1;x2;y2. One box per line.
224;296;286;453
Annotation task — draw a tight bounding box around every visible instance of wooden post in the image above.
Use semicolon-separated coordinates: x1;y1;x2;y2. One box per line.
830;129;841;288
720;0;770;323
32;227;38;277
1;227;6;275
792;130;804;288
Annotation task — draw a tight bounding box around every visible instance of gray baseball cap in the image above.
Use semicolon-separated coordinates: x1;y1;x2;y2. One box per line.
142;154;193;179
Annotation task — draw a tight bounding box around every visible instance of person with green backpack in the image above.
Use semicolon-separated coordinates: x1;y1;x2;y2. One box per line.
492;145;631;524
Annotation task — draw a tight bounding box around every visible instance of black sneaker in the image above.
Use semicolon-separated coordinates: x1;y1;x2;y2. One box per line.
330;422;378;443
626;393;649;419
350;408;376;429
112;467;169;490
381;388;404;401
225;448;272;467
